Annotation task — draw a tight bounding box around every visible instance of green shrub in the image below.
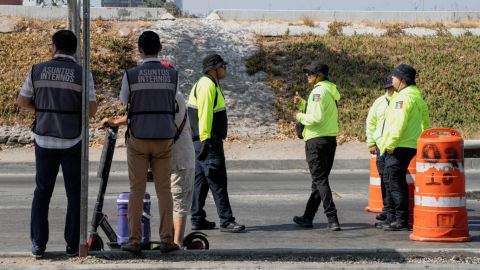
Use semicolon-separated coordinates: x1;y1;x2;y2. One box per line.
327;21;350;36
248;34;480;139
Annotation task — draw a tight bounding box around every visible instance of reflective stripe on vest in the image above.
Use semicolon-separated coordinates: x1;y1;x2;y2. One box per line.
127;62;178;139
416;162;464;173
32;58;82;139
414;195;466;207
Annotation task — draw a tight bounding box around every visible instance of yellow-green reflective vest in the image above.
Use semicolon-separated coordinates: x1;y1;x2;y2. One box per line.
296;80;341;141
366;93;392;148
187;75;227;142
379;85;430;154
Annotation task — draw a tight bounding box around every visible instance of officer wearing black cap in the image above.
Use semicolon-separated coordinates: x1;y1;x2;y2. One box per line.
292;61;342;231
378;64;430;231
187;53;245;233
366;74;396;226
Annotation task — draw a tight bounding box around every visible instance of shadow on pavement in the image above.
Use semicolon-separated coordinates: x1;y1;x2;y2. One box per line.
246;222;372;232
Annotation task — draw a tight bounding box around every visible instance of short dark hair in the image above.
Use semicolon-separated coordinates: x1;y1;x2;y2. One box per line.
138;31;161;55
52;30;77;55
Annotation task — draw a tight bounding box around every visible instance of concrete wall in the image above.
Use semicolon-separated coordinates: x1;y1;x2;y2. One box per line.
0;6;169;20
183;0;480;16
213;9;480;23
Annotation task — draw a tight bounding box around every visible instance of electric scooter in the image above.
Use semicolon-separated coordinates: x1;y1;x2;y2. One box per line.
87;125;209;251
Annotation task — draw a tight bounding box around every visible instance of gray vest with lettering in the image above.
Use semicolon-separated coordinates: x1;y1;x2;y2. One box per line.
31;57;82;139
126;61;178;139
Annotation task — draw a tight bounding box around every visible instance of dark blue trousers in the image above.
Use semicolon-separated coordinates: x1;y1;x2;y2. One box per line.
31;142;81;249
382;147;416;225
191;140;235;227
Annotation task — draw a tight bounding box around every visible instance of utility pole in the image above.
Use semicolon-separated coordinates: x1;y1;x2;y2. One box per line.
79;0;90;257
67;0;81;60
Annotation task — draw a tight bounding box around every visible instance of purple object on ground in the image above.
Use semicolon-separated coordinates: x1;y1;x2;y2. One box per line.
116;192;151;245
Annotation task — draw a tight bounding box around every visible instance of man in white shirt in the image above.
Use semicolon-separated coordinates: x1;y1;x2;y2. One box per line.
16;30;97;259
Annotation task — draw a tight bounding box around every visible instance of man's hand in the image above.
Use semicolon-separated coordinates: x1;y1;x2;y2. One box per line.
369;146;377;155
100;117;115;128
197;139;211;161
293;91;302;105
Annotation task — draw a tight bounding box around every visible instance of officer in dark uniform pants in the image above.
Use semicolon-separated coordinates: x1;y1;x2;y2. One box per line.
16;30;97;258
101;31;179;253
187;54;245;233
378;64;429;231
292;61;341;231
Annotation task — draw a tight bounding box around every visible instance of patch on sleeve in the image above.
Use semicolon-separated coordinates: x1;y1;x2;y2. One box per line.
395;100;404;109
312;94;321;102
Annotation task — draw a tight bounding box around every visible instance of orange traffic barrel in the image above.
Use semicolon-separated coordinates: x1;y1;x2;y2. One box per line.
410;128;471;242
407;156;416;225
365;155;383;213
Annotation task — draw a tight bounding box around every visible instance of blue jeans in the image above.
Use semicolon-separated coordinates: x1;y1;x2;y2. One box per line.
31;142;81;248
191;140;235;227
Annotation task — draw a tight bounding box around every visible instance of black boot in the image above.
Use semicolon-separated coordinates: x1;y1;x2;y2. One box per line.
327;216;341;231
293;216;313;228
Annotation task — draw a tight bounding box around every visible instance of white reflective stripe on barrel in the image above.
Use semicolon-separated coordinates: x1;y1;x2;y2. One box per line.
414;195;466;207
406;174;415;184
370;176;381;186
416;162;464;173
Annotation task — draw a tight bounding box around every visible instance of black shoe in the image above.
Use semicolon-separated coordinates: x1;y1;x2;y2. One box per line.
374;220;391;229
121;242;141;253
192;219;216;230
328;221;341;231
375;212;387;221
293;216;313;228
66;246;79;257
383;221;410;231
220;221;246;233
159;242;180;253
31;245;45;259
327;216;341;231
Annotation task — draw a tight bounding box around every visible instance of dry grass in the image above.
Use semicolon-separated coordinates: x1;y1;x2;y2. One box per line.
302;16;315;27
0;19;137;125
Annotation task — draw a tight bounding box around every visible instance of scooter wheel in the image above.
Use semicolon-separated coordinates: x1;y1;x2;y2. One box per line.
88;234;104;251
183;232;209;250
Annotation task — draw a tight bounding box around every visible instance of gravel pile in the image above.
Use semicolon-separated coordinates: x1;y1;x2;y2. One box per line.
149;18;277;139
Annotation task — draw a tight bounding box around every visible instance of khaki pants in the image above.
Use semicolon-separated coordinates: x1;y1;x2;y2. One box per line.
171;169;195;218
127;135;173;244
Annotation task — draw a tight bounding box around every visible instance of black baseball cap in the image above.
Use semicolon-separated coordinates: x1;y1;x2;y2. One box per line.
384;74;393;89
393;64;416;85
303;61;329;77
202;54;228;73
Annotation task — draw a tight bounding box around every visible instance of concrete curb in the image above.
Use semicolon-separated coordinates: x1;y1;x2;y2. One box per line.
1;248;480;258
1;158;479;174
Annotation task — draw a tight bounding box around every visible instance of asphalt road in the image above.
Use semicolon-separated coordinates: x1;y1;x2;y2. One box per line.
0;171;479;253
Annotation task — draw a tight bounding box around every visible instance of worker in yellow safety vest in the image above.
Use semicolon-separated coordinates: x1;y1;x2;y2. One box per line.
187;54;245;233
292;61;341;231
366;74;396;225
378;64;430;231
